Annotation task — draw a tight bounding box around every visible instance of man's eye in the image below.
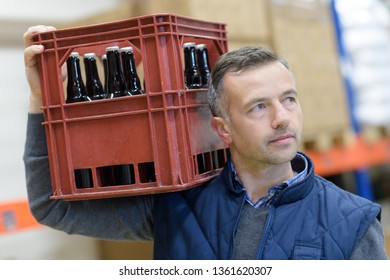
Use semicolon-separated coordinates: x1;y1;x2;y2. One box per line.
285;97;296;104
254;103;266;110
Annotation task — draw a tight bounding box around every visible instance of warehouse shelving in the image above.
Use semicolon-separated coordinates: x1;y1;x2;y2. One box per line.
305;135;390;177
312;0;390;201
0;199;42;235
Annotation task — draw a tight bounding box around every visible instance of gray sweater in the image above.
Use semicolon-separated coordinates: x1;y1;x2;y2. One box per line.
23;113;388;259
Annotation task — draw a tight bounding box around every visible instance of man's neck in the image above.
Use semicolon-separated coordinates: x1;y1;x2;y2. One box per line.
232;159;294;203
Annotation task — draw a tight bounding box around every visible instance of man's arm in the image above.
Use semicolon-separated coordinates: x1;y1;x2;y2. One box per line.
350;218;388;259
23;112;154;241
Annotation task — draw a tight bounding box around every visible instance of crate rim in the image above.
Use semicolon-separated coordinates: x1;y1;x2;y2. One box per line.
33;13;227;43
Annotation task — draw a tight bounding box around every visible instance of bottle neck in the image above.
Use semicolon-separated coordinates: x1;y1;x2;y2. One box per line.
198;49;210;70
84;57;105;100
183;45;201;89
66;56;89;103
184;47;198;69
122;52;137;74
107;50;122;77
197;48;211;87
67;57;83;83
121;51;143;95
106;49;131;97
84;58;99;80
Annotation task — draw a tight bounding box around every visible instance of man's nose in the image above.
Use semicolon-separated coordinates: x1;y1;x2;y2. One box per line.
271;103;290;129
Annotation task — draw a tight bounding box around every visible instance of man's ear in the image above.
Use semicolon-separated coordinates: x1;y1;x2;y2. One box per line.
210;116;232;145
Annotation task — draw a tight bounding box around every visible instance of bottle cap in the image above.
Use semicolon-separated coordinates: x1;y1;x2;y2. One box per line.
84;53;96;59
70;52;80;58
196;44;207;50
120;46;134;53
106;46;120;52
183;42;196;48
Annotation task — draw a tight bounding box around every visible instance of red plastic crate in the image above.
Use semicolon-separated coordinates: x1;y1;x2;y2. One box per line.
34;13;229;200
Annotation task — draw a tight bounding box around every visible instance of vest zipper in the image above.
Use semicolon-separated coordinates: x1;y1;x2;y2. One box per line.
229;195;247;259
255;206;274;259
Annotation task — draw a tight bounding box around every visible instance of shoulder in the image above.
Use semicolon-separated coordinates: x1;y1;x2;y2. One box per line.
312;174;381;220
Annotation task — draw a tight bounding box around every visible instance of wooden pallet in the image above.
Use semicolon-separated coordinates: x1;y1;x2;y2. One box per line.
361;125;390;144
301;129;355;152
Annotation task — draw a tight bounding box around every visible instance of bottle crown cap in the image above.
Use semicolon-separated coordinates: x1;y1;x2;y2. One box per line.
70;52;80;58
183;42;196;48
84;53;96;59
196;44;207;50
106;46;120;52
120;47;134;53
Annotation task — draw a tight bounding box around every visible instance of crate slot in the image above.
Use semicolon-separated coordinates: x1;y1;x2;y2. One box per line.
74;168;93;189
138;162;157;183
194;149;227;175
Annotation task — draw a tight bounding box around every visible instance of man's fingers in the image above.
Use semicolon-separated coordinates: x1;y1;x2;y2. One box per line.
23;25;56;48
24;45;44;68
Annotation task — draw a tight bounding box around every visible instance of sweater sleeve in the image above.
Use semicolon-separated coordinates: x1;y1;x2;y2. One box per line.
23;113;154;241
350;218;388;259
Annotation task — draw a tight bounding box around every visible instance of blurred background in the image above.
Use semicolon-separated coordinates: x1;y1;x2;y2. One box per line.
1;0;390;259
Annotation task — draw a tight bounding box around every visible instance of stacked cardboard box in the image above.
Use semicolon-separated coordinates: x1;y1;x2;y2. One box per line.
137;0;270;40
137;0;272;50
270;1;353;149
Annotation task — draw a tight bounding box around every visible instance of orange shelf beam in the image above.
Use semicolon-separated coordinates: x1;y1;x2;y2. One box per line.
305;136;390;177
0;198;42;235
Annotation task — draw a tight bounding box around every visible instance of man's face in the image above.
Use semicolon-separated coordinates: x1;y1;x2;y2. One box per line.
220;61;303;169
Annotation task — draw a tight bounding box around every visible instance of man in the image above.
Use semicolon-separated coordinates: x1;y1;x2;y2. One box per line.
23;25;387;259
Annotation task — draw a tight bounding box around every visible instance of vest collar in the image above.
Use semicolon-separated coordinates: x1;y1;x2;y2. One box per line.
273;152;315;206
223;152;315;205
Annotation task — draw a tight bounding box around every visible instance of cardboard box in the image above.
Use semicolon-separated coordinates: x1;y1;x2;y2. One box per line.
270;1;352;144
138;0;271;41
228;39;273;51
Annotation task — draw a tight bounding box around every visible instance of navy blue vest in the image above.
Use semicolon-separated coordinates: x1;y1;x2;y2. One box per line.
152;153;381;259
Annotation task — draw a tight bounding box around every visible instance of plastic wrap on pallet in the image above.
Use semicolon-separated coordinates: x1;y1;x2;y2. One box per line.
336;0;390;126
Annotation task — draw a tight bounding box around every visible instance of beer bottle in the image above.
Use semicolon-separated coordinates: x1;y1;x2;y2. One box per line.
120;47;143;95
196;44;211;88
102;54;108;94
65;52;93;188
183;42;201;89
104;47;133;185
113;164;134;186
105;46;131;98
66;52;91;103
74;169;93;189
84;53;105;100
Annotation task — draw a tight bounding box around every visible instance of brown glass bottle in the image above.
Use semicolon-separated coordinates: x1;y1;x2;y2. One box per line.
105;46;131;98
74;169;93;189
113;164;134;186
66;52;91;103
196;44;211;88
102;54;108;94
84;53;105;100
65;52;92;188
120;47;143;95
183;42;201;89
